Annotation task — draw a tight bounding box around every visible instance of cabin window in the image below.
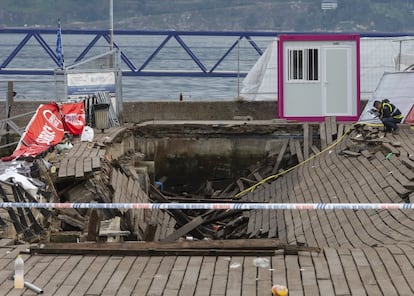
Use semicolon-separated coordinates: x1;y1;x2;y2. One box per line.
288;48;319;81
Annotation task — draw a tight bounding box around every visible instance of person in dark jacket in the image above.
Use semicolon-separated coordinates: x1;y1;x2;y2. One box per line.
373;99;403;135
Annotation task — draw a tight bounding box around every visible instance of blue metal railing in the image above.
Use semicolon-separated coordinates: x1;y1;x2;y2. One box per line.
0;29;281;77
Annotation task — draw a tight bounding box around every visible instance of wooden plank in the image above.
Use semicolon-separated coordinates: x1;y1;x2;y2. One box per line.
253;172;263;182
100;257;136;296
249;191;261;238
261;186;271;236
58;158;69;178
311;145;320;155
330;116;337;138
255;256;272;296
324;248;350;295
53;255;96;296
319;122;327;149
75;157;84;178
179;256;203;296
289;138;296;156
325;117;333;145
394;251;414;292
299;255;319;296
242;256;257;295
194;257;216;296
339;253;367;295
40;255;83;295
29;256;69;294
126;177;135;203
224;256;244;296
132;256;163;295
236;179;244;191
285;254;303;293
360;149;373;159
317;280;336;295
164;256;189;293
119;172;129;204
87;209;100;241
337;123;344;139
303;123;310;159
375;247;412;295
382;142;400;156
83;157;92;173
145;256;177;296
110;168;119;191
66;157;76;177
161;216;205;242
401;157;414;170
29;239;321;256
363;248;399;295
342;150;361;157
159;212;173;240
268;182;278;239
116;257;150;296
210;256;229;295
272;139;289;174
112;170;122;205
294;140;304;163
91;148;101;170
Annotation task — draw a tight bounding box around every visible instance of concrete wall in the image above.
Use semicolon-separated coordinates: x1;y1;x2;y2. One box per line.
0;100;278;127
121;100;278;123
0;99;367;127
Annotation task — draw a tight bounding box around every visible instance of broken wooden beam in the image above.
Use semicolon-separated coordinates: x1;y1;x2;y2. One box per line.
272;139;289;174
30;239;321;256
382;142;400;156
161;216;205;242
341;150;361;157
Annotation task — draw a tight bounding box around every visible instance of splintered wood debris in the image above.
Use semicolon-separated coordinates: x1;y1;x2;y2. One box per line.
3;119;411;256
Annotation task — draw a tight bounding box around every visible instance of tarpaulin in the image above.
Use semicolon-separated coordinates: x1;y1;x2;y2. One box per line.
358;72;414;124
60;101;86;135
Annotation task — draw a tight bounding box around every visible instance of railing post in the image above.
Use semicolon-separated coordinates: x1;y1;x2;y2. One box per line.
6;81;15;151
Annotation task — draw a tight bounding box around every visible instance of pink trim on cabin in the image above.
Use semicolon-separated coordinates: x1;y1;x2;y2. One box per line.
277;34;361;122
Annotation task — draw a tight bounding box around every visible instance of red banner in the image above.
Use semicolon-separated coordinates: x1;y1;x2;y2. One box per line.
404;104;414;125
9;103;65;159
60;101;86;135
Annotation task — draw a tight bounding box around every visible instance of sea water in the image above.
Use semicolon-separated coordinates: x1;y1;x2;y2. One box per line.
0;34;271;101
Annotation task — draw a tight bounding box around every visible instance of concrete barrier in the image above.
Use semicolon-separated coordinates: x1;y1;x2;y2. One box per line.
0;99;368;126
0;100;278;126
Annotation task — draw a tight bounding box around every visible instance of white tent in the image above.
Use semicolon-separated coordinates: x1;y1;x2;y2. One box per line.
358;71;414;123
240;40;278;101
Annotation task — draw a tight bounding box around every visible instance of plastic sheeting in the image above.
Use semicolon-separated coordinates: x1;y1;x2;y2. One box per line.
0;170;38;198
358;71;414;124
240;40;278;101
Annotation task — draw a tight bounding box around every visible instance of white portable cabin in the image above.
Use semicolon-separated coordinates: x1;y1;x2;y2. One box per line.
278;34;360;122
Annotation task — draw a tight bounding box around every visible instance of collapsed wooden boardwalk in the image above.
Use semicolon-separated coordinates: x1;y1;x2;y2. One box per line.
1;122;414;295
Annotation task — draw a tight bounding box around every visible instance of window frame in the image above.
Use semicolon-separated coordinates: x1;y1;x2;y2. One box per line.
287;47;320;82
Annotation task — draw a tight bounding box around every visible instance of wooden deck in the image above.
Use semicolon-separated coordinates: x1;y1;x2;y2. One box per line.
0;240;413;295
1;124;414;295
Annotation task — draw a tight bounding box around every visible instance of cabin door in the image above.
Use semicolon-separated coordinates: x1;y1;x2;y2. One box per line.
322;46;352;115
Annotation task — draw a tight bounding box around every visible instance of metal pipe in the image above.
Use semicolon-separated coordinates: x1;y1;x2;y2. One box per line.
24;280;44;294
109;0;114;51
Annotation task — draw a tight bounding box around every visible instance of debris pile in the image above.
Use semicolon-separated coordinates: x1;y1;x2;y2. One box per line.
0;117;356;250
